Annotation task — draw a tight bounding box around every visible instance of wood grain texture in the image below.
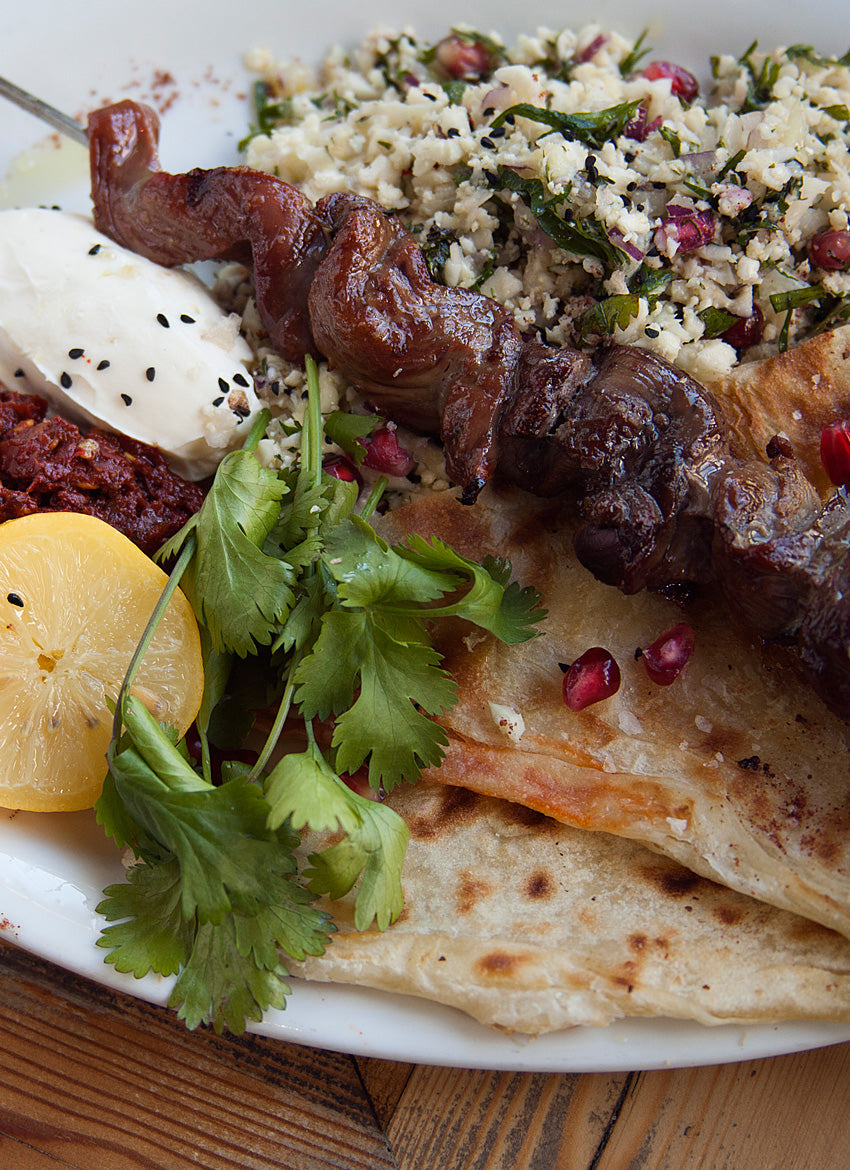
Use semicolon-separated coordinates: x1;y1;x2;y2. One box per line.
594;1043;850;1170
0;942;394;1170
354;1057;414;1130
383;1064;629;1170
1;939;850;1170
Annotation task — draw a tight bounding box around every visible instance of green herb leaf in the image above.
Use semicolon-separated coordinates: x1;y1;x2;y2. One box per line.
491;99;643;149
158;450;295;656
619;30;652;77
265;739;409;930
699;306;739;337
492;166;626;268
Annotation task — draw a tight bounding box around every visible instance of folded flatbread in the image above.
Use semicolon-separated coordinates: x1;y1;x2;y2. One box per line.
294;779;850;1033
376;486;850;939
706;324;850;497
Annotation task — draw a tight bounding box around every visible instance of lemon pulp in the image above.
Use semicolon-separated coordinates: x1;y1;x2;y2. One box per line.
0;512;203;811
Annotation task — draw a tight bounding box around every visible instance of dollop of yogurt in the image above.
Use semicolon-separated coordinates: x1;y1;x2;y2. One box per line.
0;208;261;479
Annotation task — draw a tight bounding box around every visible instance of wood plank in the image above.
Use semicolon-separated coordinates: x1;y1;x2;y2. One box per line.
384;1065;629;1169
594;1042;850;1170
0;942;396;1170
354;1057;415;1130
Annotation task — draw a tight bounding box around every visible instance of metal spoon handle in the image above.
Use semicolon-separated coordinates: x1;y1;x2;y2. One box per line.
0;75;87;146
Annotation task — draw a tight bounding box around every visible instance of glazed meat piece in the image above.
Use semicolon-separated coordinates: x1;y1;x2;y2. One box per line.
500;345;728;593
85;99;850;714
308;193;523;498
0;390;205;556
88;101;328;363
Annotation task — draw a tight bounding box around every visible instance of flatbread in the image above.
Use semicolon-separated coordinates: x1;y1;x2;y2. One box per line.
293;779;850;1033
376;486;850;938
705;324;850;497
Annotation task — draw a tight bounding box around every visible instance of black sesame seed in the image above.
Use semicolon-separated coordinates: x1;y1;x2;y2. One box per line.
121;393;133;405
68;347;84;359
146;367;156;382
60;372;72;389
480;136;496;149
97;359;110;371
180;314;196;324
218;377;229;393
232;403;250;418
424;92;438;101
504;112;515;125
645;327;660;338
624;152;636;163
156;313;170;328
270;381;281;395
626;181;637;191
6;592;23;608
232;372;250;387
483;106;496;116
13;369;23;378
489;126;506;138
447;127;461;138
212;396;225;407
88;244;102;255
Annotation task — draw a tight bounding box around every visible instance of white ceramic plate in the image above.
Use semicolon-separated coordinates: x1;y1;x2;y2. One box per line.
1;0;849;1072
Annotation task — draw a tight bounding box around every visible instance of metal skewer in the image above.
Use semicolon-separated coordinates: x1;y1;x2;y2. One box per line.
0;75;87;145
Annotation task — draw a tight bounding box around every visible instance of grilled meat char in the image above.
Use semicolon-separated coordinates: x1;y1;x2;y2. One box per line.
309;192;522;496
88;101;328;365
87;99;850;715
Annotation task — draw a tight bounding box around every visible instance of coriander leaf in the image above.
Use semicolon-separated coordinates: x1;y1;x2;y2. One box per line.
393;535;547;643
659;126;681;157
305;798;408;931
159;450;295;655
491;99;642;148
95;769;160;856
265;740;409;930
294;608;454;787
109;697;304;924
272;572;329;655
331;614;454;786
325;517;455;608
169;915;291;1034
97;857;191;977
323;410;382;463
266;743;356;834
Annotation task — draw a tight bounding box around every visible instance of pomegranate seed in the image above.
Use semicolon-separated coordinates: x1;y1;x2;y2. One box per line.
721;304;764;350
359;426;415;477
323;454;361;485
562;647;621;711
820;421;850;487
808;228;850;270
640;623;695;686
434;35;495;80
642;60;699;103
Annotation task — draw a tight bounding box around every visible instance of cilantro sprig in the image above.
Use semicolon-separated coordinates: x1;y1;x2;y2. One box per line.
95;356;545;1033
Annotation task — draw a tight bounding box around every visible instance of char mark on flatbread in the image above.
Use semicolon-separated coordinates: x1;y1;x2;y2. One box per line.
292;779;850;1034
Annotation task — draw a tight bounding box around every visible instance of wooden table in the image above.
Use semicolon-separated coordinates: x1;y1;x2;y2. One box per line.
0;940;847;1169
